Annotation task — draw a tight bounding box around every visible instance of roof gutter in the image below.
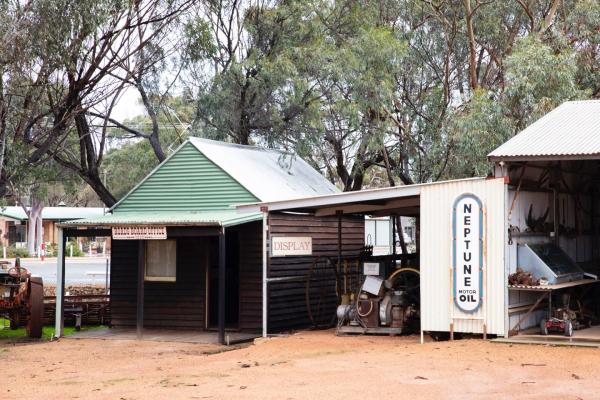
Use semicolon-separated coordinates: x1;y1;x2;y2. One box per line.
488;154;600;162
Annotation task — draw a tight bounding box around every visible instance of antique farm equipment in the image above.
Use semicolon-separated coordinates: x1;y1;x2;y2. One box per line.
336;267;420;335
540;293;591;337
0;258;44;338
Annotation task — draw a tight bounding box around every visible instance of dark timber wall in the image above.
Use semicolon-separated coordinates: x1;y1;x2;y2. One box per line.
230;221;263;331
267;212;364;332
110;240;138;327
144;237;206;328
110;237;207;329
110;224;263;331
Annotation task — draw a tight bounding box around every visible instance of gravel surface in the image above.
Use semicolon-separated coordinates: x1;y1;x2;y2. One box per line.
1;330;599;399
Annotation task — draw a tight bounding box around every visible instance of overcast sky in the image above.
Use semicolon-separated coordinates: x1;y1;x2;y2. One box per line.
111;88;146;121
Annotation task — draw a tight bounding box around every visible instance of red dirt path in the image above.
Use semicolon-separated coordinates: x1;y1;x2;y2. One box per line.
1;330;598;399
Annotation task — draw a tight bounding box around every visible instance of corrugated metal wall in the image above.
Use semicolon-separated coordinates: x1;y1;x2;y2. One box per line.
420;178;507;335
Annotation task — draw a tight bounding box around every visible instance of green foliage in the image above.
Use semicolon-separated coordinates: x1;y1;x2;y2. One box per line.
448;33;588;178
102;95;194;201
504;35;584;128
184;17;216;63
0;318;107;343
447;90;514;177
66;241;84;257
6;246;30;258
3;0;600;199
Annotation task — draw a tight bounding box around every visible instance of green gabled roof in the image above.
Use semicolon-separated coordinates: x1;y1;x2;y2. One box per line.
63;209;262;228
112;142;259;213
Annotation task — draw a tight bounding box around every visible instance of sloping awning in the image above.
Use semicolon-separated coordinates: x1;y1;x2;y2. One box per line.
236;177;488;217
0;206;106;222
60;209;262;228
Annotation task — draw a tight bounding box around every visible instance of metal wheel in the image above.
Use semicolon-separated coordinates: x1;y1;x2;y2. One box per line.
388;268;420;305
26;277;44;339
305;258;337;328
564;320;573;337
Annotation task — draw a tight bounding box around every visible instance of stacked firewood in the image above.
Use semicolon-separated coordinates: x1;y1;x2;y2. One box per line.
44;285;108;297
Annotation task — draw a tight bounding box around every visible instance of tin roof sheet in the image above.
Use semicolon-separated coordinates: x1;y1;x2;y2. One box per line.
488;100;600;161
237;177;488;213
188;138;339;201
63;209;262;228
0;206;106;221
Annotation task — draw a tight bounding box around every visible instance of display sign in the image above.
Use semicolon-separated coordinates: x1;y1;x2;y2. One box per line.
113;226;167;240
271;236;312;257
453;194;483;313
363;262;381;276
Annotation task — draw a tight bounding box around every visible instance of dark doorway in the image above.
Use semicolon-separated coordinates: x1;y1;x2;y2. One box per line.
208;232;240;328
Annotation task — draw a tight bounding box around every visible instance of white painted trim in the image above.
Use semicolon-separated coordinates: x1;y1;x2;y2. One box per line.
54;228;65;338
262;212;268;338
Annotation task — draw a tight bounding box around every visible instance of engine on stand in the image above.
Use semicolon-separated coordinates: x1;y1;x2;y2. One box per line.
0;257;44;338
336;265;420;336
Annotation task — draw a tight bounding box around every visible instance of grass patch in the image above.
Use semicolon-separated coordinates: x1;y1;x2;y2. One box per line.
0;318;107;344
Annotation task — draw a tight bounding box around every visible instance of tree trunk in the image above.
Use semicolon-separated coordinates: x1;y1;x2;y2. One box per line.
26;218;36;256
35;210;43;256
25;199;43;256
381;146;408;260
464;0;479;90
81;174;117;207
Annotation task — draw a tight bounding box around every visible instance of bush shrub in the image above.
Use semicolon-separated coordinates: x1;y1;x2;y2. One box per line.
66;241;85;257
39;242;84;257
6;246;30;258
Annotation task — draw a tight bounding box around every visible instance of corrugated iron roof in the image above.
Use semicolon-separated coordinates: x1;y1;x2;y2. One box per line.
188;138;340;201
111;142;259;213
63;209;262;228
0;206;106;222
237;177;488;214
488;100;600;161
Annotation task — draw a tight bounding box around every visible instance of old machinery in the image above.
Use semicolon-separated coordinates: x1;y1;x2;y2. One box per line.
336;268;420;335
540;293;592;337
0;258;44;338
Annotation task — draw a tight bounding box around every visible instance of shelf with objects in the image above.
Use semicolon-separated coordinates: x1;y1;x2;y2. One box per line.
500;158;600;344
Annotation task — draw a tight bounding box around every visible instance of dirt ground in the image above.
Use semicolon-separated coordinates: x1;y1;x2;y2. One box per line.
1;330;599;400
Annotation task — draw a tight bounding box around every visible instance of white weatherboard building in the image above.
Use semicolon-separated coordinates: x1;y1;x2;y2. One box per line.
239;100;600;343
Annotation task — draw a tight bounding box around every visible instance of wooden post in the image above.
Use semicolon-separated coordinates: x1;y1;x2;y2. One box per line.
218;229;226;345
336;210;343;302
261;211;268;338
392;215;397;256
54;228;66;338
136;241;145;339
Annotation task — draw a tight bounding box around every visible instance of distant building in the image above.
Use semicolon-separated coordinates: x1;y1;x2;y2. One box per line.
365;216;415;255
0;206;106;247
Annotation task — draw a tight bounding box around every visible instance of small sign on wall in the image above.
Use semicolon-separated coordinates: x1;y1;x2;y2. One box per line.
363;262;380;276
113;226;167;240
271;236;312;257
453;194;483;313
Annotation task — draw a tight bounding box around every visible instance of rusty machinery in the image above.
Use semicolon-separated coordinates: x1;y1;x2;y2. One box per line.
336;266;420;335
0;258;44;338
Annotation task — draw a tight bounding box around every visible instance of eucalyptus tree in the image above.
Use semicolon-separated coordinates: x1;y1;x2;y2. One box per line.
0;0;194;206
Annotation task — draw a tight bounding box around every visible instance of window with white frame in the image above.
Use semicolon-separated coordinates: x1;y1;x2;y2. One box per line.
145;240;177;282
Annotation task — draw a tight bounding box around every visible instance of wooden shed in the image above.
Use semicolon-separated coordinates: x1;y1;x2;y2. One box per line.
54;138;363;344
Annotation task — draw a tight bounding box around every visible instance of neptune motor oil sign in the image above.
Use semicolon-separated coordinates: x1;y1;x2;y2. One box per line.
452;194;483;313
